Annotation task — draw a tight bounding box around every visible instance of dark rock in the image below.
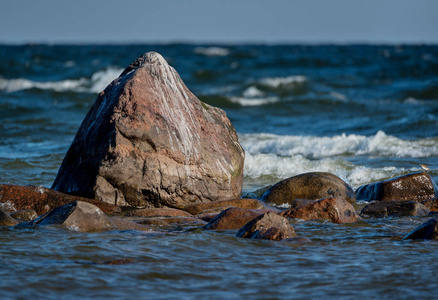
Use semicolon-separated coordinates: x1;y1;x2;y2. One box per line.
0;209;18;226
281;197;358;224
183;198;277;215
355;172;438;202
10;209;38;221
403;218;438;240
51;52;245;209
421;197;438;212
260;172;356;207
360;200;430;218
125;207;192;218
236;212;296;241
204;207;267;230
22;201;115;232
0;184;121;215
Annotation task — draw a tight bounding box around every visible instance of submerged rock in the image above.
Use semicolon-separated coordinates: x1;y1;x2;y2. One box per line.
355;172;438;202
204;207;267;230
183;198;275;215
360;200;430;218
0;209;18;226
236;212;296;241
0;184;121;215
125;207;192;218
52;52;244;209
22;201;115;232
403;217;438;240
260;172;356;207
280;197;358;224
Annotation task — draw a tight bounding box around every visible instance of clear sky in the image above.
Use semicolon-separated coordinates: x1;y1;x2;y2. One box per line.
1;0;437;44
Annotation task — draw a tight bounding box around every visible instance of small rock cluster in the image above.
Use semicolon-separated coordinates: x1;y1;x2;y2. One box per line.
1;52;437;242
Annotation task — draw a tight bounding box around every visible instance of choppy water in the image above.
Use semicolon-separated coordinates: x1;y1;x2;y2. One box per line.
1;44;438;299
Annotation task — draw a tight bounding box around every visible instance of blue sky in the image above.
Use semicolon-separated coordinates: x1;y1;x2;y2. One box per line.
1;0;437;44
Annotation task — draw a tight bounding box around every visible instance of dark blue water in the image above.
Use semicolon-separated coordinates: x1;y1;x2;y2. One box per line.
1;44;438;299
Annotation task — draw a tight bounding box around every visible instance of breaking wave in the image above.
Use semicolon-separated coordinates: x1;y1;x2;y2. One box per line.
0;67;124;94
240;131;438;159
194;47;230;57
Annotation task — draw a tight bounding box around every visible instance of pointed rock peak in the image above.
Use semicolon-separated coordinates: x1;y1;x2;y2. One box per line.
121;51;172;77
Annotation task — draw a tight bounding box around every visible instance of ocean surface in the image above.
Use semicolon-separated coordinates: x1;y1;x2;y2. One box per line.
1;44;438;299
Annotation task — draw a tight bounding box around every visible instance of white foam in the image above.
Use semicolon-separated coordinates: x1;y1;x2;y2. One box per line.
0;67;124;94
259;75;307;88
230;96;279;106
240;131;438;159
194;47;230;57
243;86;264;98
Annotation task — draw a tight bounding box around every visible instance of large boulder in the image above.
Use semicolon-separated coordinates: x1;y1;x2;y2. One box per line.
360;201;430;218
260;172;356;206
52;52;244;209
280;197;358;224
236;211;296;241
355;172;438;202
22;201;115;232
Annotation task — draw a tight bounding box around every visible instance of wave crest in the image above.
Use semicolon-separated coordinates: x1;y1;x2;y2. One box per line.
0;67;124;94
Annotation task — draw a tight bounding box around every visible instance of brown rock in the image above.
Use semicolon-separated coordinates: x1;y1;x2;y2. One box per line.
281;197;358;224
109;217;154;231
421;197;438;212
261;172;356;207
22;201;115;232
355;171;438;202
51;52;245;209
360;200;430;218
0;209;18;226
125;207;192;218
204;207;267;230
183;198;277;215
138;216;206;228
0;184;121;215
195;212;219;222
236;212;296;241
10;209;38;221
403;218;438;240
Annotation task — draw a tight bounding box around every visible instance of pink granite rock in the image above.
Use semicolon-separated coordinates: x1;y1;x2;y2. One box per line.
52;52;244;209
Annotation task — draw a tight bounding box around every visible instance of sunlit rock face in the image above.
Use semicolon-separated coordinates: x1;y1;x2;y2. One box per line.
52;52;245;208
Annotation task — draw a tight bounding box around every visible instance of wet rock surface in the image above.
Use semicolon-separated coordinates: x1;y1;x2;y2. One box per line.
183;198;275;215
260;172;356;206
355;172;438;202
10;209;38;222
360;200;430;218
124;207;192;218
281;197;358;224
403;217;438;240
204;207;267;230
21;201;115;232
421;197;438;212
52;52;245;209
0;184;121;215
0;209;19;226
236;211;296;241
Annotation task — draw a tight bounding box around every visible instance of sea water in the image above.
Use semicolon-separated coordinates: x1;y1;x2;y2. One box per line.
0;44;438;299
